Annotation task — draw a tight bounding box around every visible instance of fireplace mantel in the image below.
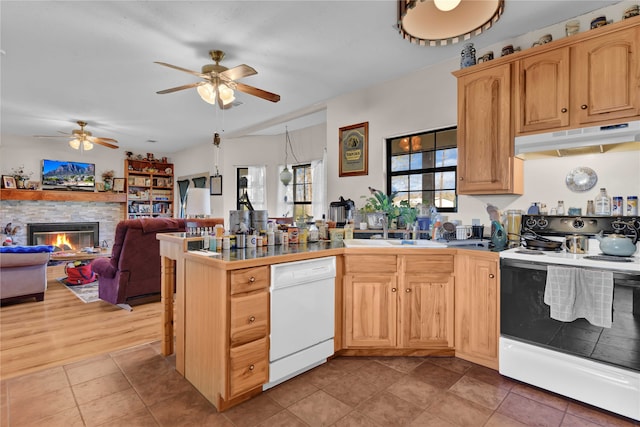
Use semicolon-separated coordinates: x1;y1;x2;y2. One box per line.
0;189;126;203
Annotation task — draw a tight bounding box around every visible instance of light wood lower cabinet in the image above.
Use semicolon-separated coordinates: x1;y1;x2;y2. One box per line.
454;251;500;370
343;253;454;352
184;260;269;410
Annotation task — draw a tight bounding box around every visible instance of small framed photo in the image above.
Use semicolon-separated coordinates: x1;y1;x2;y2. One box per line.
26;180;40;190
112;178;125;192
2;176;16;189
210;175;222;196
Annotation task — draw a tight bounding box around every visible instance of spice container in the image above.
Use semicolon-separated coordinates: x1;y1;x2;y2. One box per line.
628;196;638;216
612;196;624;216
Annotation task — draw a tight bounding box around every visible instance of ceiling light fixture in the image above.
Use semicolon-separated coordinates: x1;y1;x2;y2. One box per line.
196;82;235;106
69;139;81;150
398;0;504;46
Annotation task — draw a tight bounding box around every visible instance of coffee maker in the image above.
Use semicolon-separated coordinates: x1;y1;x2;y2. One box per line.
329;196;355;227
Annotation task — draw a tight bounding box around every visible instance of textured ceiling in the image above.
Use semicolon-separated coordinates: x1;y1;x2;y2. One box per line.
1;1;615;153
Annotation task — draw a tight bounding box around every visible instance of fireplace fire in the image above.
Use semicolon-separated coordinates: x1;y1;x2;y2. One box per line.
28;222;99;252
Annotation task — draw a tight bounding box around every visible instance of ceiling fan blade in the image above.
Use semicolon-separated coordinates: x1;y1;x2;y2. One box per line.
157;81;206;94
87;135;118;144
93;139;119;149
235;82;281;103
34;134;72;139
220;64;257;81
154;61;206;78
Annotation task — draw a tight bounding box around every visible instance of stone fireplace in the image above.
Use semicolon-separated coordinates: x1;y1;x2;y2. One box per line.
28;222;99;251
0;200;124;247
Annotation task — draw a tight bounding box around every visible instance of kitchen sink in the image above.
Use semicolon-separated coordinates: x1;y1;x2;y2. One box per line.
342;239;447;248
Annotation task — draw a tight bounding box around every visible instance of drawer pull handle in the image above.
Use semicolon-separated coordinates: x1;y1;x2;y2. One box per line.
405;288;411;293
392;288;397;292
489;274;495;278
581;104;588;110
561;108;567;113
249;276;256;283
249;364;255;371
249;316;256;323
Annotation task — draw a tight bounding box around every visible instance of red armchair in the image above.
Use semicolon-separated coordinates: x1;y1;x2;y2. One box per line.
92;217;223;308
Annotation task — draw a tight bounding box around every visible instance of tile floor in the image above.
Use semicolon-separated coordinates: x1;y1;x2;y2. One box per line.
1;341;638;427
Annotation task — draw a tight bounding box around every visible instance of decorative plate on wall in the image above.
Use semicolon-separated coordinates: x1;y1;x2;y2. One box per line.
565;166;598;192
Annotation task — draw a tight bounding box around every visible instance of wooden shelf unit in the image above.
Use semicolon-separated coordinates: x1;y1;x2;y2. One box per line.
125;159;174;219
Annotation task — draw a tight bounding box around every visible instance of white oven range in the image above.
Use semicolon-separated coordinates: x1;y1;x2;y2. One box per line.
499;215;639;420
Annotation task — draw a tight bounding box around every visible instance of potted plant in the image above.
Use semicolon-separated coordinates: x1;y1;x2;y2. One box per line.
360;187;399;229
11;165;32;189
398;200;418;230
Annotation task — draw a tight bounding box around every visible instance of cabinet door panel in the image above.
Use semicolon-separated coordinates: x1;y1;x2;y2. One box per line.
516;47;570;133
401;275;454;348
457;64;520;194
455;254;499;369
573;27;640;124
344;274;396;347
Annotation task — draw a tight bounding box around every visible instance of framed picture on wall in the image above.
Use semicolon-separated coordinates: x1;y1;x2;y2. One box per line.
112;178;125;192
210;175;222;196
339;122;368;177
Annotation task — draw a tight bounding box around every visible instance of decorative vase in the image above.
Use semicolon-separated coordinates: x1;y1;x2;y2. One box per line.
104;179;112;191
460;43;476;69
16;178;25;189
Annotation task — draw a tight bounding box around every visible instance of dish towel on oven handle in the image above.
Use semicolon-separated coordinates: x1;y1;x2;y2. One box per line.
543;265;614;328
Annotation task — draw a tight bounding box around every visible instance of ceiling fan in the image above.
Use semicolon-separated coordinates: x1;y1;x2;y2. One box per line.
155;49;281;109
34;121;118;150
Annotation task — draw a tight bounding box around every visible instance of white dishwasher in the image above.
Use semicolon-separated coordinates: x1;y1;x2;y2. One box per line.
263;256;336;390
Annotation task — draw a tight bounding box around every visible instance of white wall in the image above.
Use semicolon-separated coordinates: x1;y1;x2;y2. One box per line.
170;124;326;224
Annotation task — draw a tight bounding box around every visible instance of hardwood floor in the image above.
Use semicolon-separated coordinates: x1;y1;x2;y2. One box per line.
0;265;162;380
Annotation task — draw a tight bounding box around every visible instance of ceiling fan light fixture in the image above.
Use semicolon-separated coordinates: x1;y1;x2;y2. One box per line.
83;140;94;151
398;0;504;46
196;83;217;105
69;139;81;150
434;0;461;12
219;84;235;105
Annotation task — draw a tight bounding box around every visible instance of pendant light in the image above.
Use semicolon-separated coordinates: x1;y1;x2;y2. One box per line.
279;127;293;186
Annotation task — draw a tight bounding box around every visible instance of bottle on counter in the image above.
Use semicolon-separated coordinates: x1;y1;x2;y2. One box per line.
556;201;565;215
594;188;611;216
527;203;539;214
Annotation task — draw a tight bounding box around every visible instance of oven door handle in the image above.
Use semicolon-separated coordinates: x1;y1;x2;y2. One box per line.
501;259;640;281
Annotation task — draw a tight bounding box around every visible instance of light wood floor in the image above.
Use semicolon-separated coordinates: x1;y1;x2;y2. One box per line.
0;264;162;381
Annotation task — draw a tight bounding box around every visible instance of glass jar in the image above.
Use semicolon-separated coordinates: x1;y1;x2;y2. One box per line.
556;201;565;215
594;188;611;216
586;200;595;215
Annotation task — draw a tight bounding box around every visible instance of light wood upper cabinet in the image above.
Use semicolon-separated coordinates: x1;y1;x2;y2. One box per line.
572;26;640;125
514;22;639;135
454;251;499;370
455;63;523;195
515;47;571;133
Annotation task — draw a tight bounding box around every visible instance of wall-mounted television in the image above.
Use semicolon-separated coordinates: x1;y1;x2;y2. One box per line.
41;159;95;191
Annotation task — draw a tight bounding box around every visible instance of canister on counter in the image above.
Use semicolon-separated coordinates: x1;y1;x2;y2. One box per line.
628;196;638;216
288;227;299;244
612;196;624;216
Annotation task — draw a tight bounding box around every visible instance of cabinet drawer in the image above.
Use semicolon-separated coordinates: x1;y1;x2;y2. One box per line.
230;266;269;295
345;255;397;273
230;291;269;347
403;255;454;274
228;337;268;398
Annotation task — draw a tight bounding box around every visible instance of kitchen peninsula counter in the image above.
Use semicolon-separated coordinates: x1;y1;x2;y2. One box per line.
157;232;499;410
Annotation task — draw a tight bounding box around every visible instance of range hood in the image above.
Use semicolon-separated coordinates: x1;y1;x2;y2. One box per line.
515;120;640;158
